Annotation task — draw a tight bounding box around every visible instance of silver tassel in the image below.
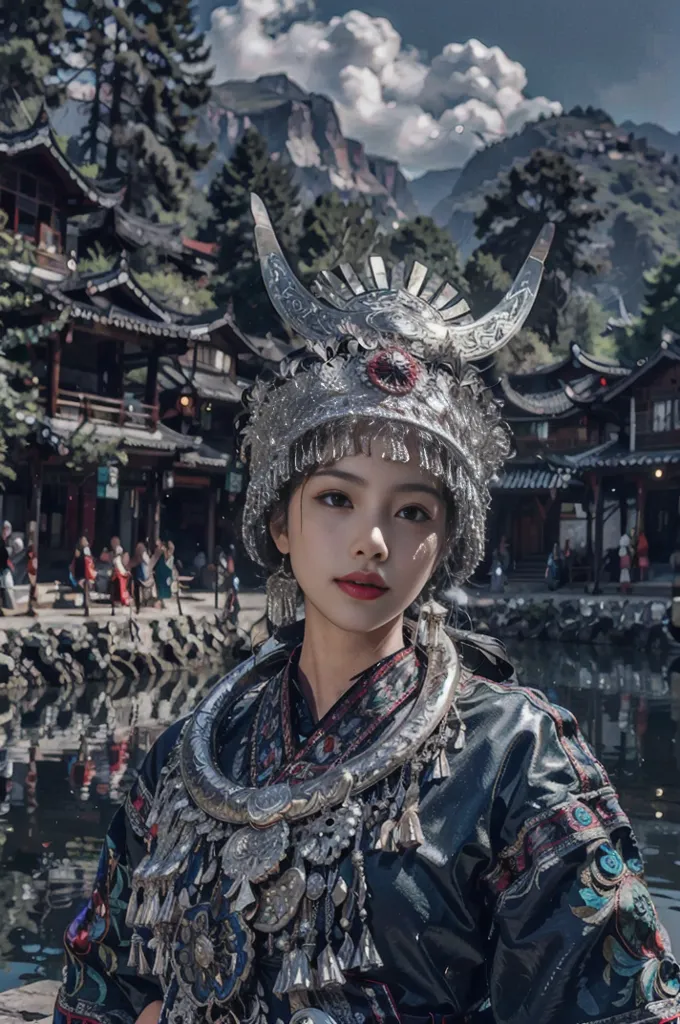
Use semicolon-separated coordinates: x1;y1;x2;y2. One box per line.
396;806;425;850
351;926;383;972
150;937;166;977
143;889;161;927
125;886;139;927
273;951;293;998
454;722;467;750
265;563;299;627
158;887;177;924
137;943;151;976
127;934;140;970
432;747;451;780
337;933;355;972
317;944;346;988
287;948;314;992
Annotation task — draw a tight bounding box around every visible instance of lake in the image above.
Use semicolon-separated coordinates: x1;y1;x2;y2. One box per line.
1;644;679;994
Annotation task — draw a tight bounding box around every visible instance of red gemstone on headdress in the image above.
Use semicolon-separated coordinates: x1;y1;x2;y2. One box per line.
366;347;420;395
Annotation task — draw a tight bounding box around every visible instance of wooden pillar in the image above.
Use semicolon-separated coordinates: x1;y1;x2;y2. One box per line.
145;344;160;428
146;470;161;547
28;458;43;566
592;474;605;594
206;488;216;563
47;330;63;417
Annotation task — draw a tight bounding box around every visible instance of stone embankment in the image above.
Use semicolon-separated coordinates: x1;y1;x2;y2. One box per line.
0;614;240;691
459;595;675;649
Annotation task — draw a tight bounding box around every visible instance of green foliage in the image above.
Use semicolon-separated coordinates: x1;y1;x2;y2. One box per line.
475;149;605;347
627;255;680;359
209;128;300;336
376;215;466;290
0;0;65;124
135;270;215;315
78;243;114;274
556;289;610;352
297;193;378;277
0;214;124;481
66;0;213;214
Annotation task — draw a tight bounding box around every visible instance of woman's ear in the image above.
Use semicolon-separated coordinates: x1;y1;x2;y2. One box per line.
269;514;290;556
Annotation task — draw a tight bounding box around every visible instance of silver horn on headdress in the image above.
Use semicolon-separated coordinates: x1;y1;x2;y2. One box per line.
251;192;554;362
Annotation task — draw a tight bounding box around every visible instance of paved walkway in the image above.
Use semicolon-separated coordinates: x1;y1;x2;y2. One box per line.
0;979;57;1023
0;589;268;635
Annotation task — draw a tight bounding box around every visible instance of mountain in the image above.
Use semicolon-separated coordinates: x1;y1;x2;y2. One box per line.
408;168;462;218
621;120;680;159
197;74;418;220
435;111;680;312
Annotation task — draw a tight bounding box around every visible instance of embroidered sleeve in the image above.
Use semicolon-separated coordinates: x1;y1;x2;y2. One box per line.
53;753;168;1024
484;692;680;1024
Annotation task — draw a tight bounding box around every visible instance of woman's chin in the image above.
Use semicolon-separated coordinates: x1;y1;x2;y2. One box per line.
304;592;408;635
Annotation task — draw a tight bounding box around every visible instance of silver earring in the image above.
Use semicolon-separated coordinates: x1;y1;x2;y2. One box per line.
266;557;300;627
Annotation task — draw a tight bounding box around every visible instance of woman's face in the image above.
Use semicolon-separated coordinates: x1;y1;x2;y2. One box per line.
271;440;448;634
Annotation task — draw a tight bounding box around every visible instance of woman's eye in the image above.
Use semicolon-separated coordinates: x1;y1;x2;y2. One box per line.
397;505;431;522
318;491;352;508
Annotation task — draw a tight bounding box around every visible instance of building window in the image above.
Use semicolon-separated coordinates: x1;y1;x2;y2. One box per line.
194;344;230;374
530;420;549;440
652;399;680;432
0;166;60;248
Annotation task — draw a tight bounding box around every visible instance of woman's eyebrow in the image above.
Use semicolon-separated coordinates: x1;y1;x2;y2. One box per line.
314;469;442;501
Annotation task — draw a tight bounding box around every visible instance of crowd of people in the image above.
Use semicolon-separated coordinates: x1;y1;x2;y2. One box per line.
70;535;181;616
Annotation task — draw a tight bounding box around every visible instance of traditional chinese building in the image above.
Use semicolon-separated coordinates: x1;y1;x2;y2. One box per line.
0;110;253;573
490;340;680;586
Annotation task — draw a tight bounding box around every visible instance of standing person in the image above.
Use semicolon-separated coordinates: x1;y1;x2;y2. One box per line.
27;541;38;617
619;530;632;594
129;542;149;614
71;536;96;617
498;533;511;573
636;530;650;582
0;535;14;613
53;196;679;1024
562;536;573;585
545;542;562;590
110;545;131;614
153;540;173;610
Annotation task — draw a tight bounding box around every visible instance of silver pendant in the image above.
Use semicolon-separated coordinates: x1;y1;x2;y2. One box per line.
221;820;290;884
253;867;306;933
293;803;361;865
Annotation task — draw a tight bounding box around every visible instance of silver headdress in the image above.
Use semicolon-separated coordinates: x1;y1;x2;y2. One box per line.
241;193;554;587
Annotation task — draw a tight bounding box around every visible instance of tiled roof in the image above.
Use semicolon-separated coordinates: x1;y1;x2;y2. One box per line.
47;417;199;454
491;466;571;490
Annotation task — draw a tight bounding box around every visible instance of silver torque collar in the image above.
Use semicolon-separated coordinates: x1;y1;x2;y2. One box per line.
180;617;460;827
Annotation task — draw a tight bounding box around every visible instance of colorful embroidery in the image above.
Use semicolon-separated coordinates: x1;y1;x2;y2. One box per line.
486;791;630;899
572;841;680;1007
249;645;421;785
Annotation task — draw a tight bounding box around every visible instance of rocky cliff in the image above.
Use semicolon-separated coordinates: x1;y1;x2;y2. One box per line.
197;74;418;219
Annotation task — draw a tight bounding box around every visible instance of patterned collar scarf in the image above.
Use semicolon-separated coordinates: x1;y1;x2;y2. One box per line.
249;643;422;786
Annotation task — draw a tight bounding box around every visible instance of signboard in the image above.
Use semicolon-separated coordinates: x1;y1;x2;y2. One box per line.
96;465;120;501
226;470;244;495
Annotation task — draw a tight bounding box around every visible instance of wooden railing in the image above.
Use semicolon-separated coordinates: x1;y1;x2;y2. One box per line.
41;388;158;431
35;249;68;275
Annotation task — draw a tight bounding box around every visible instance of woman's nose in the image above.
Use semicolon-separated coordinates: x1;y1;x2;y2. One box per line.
352;524;389;562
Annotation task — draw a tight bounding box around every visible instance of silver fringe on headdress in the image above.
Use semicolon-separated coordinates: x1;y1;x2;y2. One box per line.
241;193;554;584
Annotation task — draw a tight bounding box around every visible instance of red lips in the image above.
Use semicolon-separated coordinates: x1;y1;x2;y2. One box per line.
334;571;389;601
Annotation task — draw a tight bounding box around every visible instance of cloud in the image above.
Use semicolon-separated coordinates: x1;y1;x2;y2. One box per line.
207;0;562;174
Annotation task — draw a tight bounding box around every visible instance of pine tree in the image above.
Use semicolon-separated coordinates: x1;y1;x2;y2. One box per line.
297;192;378;278
475;149;605;347
66;0;213;213
209;129;300;337
376;215;466;291
629;255;680;359
0;0;65;125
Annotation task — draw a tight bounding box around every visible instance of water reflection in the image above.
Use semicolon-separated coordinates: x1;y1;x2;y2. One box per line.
0;649;679;993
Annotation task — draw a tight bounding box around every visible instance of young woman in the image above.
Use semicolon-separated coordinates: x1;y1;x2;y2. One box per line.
54;197;680;1024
